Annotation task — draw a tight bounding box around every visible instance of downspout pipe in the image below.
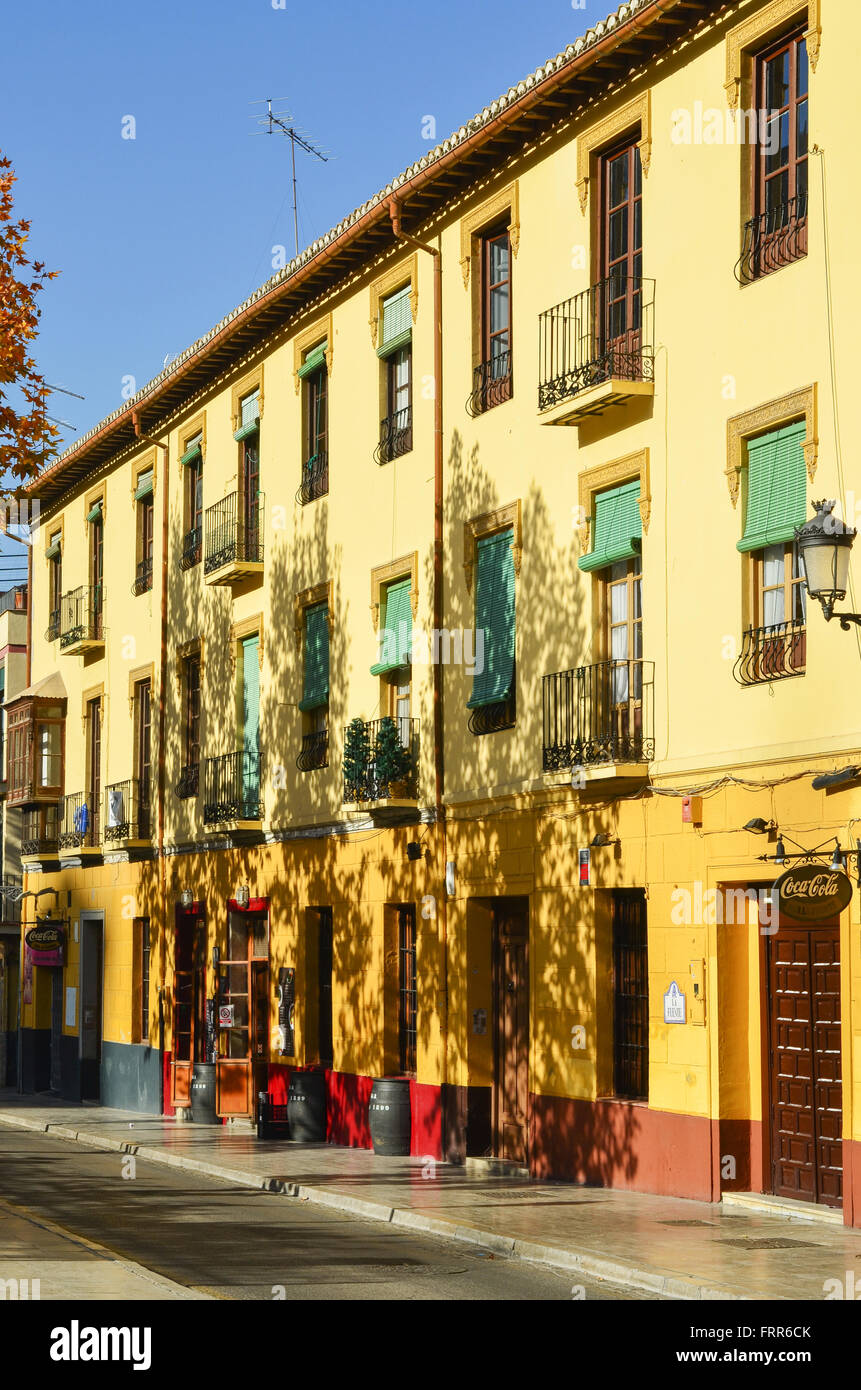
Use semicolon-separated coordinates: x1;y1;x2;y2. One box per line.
388;199;454;1154
132;411;169;1116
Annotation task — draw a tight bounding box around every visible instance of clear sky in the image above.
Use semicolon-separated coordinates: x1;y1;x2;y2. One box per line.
1;0;599;582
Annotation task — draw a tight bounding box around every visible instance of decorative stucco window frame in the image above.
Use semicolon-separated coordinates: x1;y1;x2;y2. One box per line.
230;614;264;674
577;450;651;555
127;662;155;715
230;367;265;433
463;501;522;593
45;515;64;557
80;682;104;733
175;637;204;692
459;181;520;290
368;257;419;348
370;552;419;631
576;92;652;215
84;483;106;530
180;410;207;459
131;447;158;505
724;0;820;109
293;314;334;393
294;580;334;648
725;385;818;508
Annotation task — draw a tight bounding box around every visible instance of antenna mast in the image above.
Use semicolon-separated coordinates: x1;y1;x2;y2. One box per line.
251;98;329;259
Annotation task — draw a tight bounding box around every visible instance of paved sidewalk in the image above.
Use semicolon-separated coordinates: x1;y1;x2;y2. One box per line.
0;1089;857;1301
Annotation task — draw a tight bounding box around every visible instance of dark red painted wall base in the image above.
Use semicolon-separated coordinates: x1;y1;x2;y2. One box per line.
841;1139;861;1228
264;1065;443;1160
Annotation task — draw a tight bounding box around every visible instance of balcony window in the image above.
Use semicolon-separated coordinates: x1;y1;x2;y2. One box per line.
203;491;264;582
297;346;328;504
5;687;66;807
467;528;516;734
375;287;413;463
467;227;512;416
133;470;154;596
46;534;62;641
296;603;329;772
180;430;204;570
543;659;655;770
343;716;419;803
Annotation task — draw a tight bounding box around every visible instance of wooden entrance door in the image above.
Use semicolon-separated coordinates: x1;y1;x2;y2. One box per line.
171;910;204;1107
80;916;103;1101
50;969;63;1093
216;909;269;1117
492;900;529;1164
766;921;842;1207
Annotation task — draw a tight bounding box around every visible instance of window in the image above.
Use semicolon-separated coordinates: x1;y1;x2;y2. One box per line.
297;603;329;770
5;697;65;806
133;917;151;1044
398;904;417;1077
317;907;334;1067
468;528;516;734
470;226;512;413
237;392;261;563
180;431;203;569
612;890;648;1101
86;697;101;842
599;138;643;378
88;500;104;628
298;346;328;503
134;470;154;595
46;533;61;640
134;679;152;835
746;28;808;280
377;287;413;462
178;652;201;796
371;577;413;746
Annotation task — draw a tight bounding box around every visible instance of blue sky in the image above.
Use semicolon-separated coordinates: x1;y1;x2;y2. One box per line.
1;0;597;582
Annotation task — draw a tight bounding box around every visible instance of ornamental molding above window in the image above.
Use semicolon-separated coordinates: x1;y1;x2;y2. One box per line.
370;552;419;630
229;615;264;673
577;450;651;554
368;256;419;347
44;516;64;557
131;448;158;503
576;91;651;215
83;484;106;529
180;411;207;460
80;683;104;730
294;580;334;647
293;313;334;392
127;662;155;713
463;500;522;593
726;384;818;507
230;367;265;433
174;637;203;691
459;181;520;289
724;0;820;108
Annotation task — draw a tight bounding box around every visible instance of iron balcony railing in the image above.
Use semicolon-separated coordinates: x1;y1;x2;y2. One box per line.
538;276;655;411
59;585;104;649
374;407;413;464
175;763;199;799
734;194;808;285
180;525;202;571
296;730;329;773
203;749;264;823
132;557;153;596
466;349;512;417
22;805;60;857
468;690;516;737
733;620;806;686
343;717;419;803
542;660;655;770
204;492;264;575
46;608;60;643
296;451;328;506
104;778;151;843
58;791;100;850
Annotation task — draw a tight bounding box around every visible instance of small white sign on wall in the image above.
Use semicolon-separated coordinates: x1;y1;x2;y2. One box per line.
65;987;77;1029
663;981;686;1024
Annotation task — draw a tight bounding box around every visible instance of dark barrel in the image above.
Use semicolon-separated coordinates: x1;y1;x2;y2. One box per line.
368;1077;411;1156
190;1063;218;1124
287;1070;327;1142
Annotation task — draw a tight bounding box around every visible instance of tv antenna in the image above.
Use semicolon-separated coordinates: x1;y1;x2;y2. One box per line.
250;97;329;259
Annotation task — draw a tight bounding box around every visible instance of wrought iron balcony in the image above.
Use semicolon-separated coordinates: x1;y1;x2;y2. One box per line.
175;763;199;799
180;526;202;571
58;791;100;851
132;557;153;596
543;660;655;770
203;749;264;824
343;717;419;803
733;620;806;686
59;585;104;652
22;805;60;858
104;778;151;844
734;195;808;285
46;608;60;643
538;276;655;421
296;730;329;773
466;350;512;418
204;492;264;581
374;407;413;464
469;688;517;737
296;451;329;506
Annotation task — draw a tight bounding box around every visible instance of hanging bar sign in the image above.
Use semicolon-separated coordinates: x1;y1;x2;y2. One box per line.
25;922;65;968
775;865;853;922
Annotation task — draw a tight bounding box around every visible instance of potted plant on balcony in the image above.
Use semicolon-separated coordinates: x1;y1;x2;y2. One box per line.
343;717;371;804
373;716;412;800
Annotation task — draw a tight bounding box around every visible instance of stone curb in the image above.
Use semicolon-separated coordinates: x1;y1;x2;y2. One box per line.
0;1112;748;1301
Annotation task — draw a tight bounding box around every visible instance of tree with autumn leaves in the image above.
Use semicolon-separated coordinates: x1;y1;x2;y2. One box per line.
0;150;60;490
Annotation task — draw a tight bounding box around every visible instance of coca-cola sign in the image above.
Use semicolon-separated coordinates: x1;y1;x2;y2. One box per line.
775;864;853;922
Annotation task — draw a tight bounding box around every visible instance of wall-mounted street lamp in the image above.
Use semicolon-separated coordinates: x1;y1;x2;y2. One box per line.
235;885;251;909
795;500;860;627
180;888;194;910
590;833;619;849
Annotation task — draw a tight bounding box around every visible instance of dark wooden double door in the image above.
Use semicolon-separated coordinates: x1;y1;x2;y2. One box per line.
492;900;529;1166
766;921;842;1208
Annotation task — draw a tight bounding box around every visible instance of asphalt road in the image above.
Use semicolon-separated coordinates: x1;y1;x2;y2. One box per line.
0;1126;657;1301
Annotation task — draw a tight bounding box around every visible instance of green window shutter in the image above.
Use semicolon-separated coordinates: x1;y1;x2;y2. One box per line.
578;480;642;573
737;422;807;553
86;501;103;524
134;469;154;501
468;529;515;709
298;343;328;380
45;541;61;560
371;578;412;676
180;432;203;467
378;286;412;358
242;636;260;754
299;604;330;711
233;420;259;442
234;392;260;441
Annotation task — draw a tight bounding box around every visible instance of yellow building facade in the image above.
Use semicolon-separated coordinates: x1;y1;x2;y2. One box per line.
11;0;861;1221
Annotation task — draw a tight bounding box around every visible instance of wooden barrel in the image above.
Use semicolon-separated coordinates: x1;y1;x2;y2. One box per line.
190;1063;218;1124
368;1077;411;1156
287;1070;327;1142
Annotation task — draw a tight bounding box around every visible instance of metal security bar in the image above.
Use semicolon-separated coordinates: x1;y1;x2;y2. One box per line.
22;805;60;857
103;778;151;842
132;558;153;596
296;451;329;506
374;407;413;464
343;717;419;802
180;526;202;571
466;349;512;417
58;791;100;849
733;620;806;686
296;730;329;772
398;905;417;1078
734;195;808;284
542;660;655;770
538;276;655;410
46;608;60;643
59;586;104;649
204;492;265;575
175;764;199;799
203;749;264;823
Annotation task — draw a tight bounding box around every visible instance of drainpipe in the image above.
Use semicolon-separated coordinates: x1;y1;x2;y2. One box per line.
132;411;169;1115
387;200;452;1153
